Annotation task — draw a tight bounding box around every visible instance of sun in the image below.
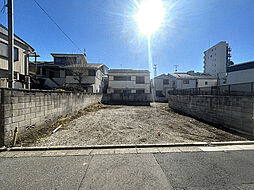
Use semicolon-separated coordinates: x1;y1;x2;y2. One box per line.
135;0;166;37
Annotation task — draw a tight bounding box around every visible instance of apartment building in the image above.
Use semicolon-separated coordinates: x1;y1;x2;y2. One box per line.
107;69;150;94
0;24;35;88
203;41;233;83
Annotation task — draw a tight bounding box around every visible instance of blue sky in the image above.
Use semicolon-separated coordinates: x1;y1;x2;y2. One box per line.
0;0;254;76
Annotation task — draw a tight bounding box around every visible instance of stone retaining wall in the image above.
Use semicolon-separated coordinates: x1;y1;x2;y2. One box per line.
0;88;102;146
168;95;254;135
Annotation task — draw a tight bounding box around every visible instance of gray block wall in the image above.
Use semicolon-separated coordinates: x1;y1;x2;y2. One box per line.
0;88;102;146
102;93;151;105
168;95;254;135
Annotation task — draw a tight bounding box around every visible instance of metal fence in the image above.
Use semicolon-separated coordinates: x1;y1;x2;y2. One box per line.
168;82;254;96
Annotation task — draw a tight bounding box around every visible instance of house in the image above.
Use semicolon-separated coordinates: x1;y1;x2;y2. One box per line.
226;61;254;85
168;71;217;90
0;24;35;88
51;53;87;66
203;41;233;85
64;63;108;93
105;69;151;105
107;69;150;94
36;53;88;89
36;57;108;93
151;74;175;102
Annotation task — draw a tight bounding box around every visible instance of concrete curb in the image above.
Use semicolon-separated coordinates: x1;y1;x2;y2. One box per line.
3;141;254;152
0;146;7;152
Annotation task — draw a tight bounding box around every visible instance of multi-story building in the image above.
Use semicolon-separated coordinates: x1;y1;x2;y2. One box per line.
107;69;150;94
203;41;233;83
0;24;35;88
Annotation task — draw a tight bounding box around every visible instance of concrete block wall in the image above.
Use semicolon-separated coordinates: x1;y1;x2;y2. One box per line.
0;88;102;146
168;95;254;135
102;93;151;105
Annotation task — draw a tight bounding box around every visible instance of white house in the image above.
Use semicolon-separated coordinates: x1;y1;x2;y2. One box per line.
151;74;175;102
203;41;233;84
65;63;108;93
168;71;217;90
107;69;150;94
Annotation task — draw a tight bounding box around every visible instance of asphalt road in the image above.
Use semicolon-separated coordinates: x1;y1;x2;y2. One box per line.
1;149;254;189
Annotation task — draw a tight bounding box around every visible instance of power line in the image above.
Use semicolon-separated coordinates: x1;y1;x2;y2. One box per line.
33;0;83;53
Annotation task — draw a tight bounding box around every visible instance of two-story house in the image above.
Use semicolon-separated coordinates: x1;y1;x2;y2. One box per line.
0;24;35;88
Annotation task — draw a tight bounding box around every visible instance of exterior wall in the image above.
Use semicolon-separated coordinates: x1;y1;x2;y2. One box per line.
0;37;29;83
102;93;151;105
176;79;196;89
108;71;150;94
226;68;254;85
52;54;87;65
0;88;102;146
168;95;254;135
197;79;217;88
152;75;175;102
204;41;229;77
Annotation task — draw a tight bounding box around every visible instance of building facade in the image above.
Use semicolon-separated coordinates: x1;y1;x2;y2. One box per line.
152;74;175;102
226;61;254;85
107;69;150;94
65;63;108;93
0;24;34;88
203;41;232;82
168;72;217;90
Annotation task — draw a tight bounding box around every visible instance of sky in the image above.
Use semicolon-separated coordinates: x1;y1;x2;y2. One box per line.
0;0;254;76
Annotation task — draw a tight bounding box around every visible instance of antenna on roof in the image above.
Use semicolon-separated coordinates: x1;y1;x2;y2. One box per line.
84;48;87;57
174;65;178;73
153;64;157;77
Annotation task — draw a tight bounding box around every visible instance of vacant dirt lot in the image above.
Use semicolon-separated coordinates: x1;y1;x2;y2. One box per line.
30;103;247;146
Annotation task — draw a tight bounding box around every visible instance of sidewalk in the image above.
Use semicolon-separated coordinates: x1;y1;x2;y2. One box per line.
1;144;254;189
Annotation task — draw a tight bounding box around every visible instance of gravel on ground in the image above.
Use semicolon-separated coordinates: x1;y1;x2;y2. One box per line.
29;103;247;146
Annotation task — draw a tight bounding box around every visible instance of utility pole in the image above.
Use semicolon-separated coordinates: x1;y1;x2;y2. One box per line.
7;0;14;88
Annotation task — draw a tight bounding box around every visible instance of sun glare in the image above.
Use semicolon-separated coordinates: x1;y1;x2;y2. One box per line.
135;0;166;37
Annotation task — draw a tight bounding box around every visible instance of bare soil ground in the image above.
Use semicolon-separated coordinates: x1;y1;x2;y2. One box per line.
28;103;247;147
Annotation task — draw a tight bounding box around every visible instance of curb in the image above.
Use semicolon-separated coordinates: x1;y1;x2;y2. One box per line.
3;141;254;152
0;146;7;152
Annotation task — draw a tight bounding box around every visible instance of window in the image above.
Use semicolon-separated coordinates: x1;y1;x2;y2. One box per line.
163;79;169;85
136;76;145;84
156;90;164;97
114;89;122;93
88;70;96;76
136;89;145;94
183;79;189;84
0;41;19;61
55;57;77;65
14;47;19;61
123;89;131;94
205;81;208;85
113;76;131;81
0;41;8;58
